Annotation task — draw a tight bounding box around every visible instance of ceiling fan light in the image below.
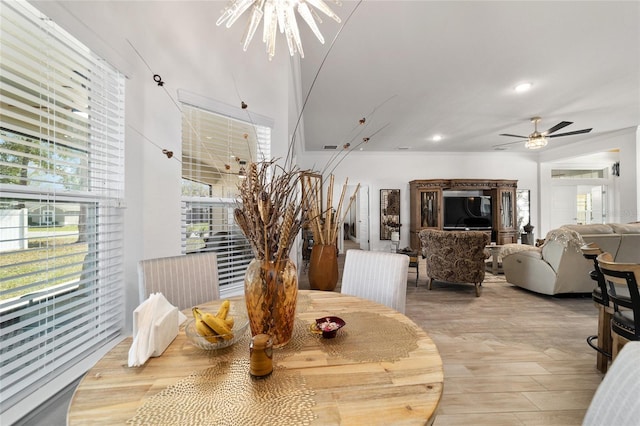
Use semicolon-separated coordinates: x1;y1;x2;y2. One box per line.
525;136;547;149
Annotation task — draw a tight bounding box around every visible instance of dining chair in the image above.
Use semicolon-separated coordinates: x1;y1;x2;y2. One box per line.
340;250;409;314
582;341;640;426
138;252;220;311
581;243;611;372
596;252;640;361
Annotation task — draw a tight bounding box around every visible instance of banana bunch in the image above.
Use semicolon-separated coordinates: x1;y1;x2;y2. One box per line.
192;300;234;343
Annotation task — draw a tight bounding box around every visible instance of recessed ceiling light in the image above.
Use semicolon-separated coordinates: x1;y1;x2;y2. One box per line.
514;82;532;93
432;135;442;142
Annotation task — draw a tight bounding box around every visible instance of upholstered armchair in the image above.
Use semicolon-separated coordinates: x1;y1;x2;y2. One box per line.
419;229;490;296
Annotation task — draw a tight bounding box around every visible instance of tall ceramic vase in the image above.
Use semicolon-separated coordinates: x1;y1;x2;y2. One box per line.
308;243;339;291
244;258;298;348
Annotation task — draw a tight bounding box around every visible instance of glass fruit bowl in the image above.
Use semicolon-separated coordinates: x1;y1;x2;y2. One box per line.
184;314;249;350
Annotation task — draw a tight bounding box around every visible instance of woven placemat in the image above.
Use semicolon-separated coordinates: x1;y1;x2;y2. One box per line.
129;298;418;424
310;311;419;362
296;292;312;313
127;359;315;425
189;305;419;365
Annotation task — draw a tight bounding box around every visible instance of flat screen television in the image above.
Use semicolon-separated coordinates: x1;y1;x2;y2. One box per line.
443;195;492;230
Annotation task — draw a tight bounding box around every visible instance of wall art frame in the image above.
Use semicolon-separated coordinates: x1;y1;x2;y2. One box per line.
380;189;400;240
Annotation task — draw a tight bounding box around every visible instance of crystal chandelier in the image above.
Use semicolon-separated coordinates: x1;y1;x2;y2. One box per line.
216;0;342;60
525;135;548;149
524;117;548;149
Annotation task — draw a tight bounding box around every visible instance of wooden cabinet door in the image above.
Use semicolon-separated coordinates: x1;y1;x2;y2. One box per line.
418;189;442;229
495;187;517;244
495;188;516;230
410;183;443;249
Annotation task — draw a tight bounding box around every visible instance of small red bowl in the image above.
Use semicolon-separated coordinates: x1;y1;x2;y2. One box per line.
314;316;346;339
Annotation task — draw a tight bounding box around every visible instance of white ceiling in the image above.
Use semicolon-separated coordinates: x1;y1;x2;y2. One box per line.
296;1;639;153
33;1;639;156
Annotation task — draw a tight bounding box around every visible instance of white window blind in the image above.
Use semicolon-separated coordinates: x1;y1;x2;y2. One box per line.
0;1;125;419
180;103;270;291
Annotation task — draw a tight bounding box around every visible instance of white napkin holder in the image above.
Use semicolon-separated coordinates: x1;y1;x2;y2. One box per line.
128;293;185;367
133;304;178;357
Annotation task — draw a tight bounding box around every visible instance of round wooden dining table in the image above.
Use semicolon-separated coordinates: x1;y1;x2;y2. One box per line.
67;290;444;425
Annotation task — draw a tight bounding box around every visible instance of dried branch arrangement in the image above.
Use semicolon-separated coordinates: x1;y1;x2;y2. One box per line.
234;160;305;263
304;174;360;246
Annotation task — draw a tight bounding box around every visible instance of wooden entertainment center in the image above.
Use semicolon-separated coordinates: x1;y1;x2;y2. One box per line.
409;179;518;248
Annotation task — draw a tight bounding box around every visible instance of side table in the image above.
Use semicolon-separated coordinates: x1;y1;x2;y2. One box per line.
397;248;420;286
485;244;504;275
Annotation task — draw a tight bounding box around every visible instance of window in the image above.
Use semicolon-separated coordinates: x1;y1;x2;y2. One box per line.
552;169;606;179
0;1;125;419
179;93;271;295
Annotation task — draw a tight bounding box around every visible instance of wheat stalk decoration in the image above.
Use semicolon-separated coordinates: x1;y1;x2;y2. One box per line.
234;160;305;263
304;174;360;247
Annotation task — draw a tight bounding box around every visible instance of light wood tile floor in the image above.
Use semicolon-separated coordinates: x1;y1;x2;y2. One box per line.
300;241;604;425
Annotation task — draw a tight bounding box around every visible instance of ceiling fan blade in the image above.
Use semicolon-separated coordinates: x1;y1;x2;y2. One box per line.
545;121;572;135
499;133;528;138
547;128;593;138
492;139;526;148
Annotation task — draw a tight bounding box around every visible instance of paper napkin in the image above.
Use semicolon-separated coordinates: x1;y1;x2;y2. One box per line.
128;293;187;367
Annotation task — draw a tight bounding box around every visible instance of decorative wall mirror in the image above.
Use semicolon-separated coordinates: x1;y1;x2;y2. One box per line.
380;189;400;240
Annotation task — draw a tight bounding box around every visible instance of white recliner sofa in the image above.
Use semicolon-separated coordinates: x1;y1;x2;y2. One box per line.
502;223;640;295
561;223;640;263
502;228;592;295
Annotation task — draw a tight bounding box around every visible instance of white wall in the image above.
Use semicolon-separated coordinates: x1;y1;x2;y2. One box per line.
539;127;638;231
297;151;539;251
298;128;640;251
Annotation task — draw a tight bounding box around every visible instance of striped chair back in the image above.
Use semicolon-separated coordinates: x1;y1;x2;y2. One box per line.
583;342;640;425
138;252;220;310
341;250;409;314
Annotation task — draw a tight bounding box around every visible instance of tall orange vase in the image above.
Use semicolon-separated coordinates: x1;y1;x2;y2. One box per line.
244;258;298;348
308;244;339;291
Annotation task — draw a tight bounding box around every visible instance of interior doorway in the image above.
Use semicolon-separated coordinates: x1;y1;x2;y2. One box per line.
358;186;370;250
550;184;607;229
344;184;369;250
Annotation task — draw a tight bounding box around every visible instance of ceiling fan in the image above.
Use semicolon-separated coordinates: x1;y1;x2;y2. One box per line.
494;117;592;150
